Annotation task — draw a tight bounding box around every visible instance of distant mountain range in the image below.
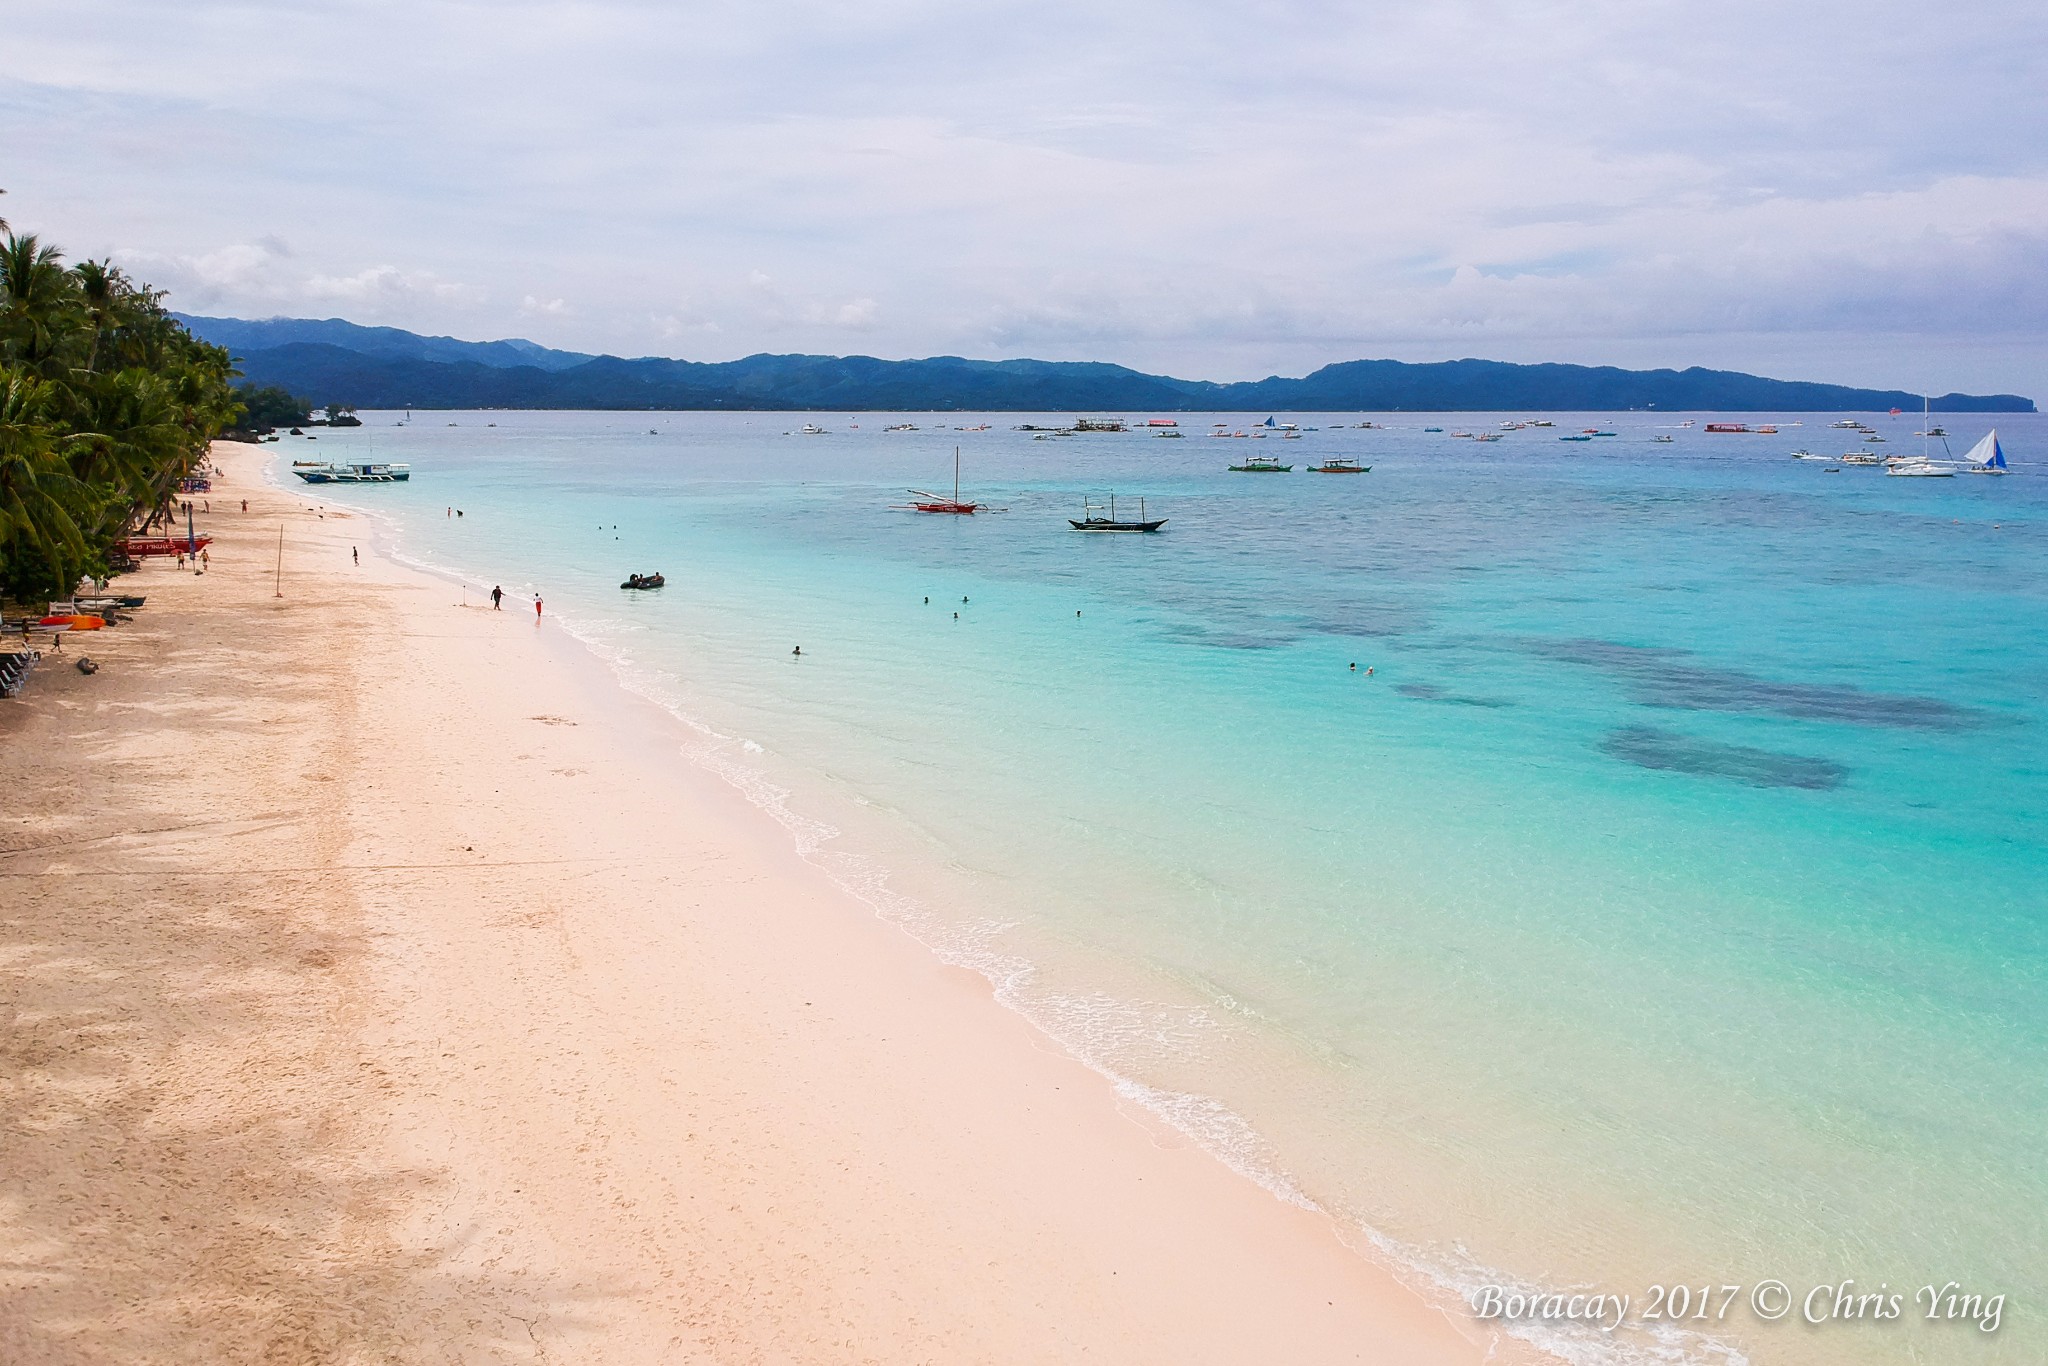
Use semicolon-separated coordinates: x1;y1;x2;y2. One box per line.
175;315;2036;413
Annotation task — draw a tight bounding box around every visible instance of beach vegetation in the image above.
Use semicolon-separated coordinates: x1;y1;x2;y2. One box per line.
0;224;239;600
234;383;312;429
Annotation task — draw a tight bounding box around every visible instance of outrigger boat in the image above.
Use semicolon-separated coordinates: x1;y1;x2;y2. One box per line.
1961;429;2009;474
294;461;411;483
118;535;213;558
1227;455;1292;472
1307;457;1370;473
1069;494;1166;532
902;447;981;514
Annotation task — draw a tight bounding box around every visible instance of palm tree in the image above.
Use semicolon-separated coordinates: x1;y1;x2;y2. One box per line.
0;233;82;375
74;259;120;374
0;371;90;592
0;220;238;599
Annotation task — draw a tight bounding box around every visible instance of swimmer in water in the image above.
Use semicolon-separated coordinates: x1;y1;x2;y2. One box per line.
793;646;802;657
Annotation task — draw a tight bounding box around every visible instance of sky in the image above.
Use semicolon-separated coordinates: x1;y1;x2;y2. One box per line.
4;0;2046;394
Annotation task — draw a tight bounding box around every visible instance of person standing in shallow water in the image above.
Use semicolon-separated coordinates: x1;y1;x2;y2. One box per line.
535;595;543;621
491;585;503;610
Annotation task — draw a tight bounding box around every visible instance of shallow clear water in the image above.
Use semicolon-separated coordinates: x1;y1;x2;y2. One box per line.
280;411;2046;1364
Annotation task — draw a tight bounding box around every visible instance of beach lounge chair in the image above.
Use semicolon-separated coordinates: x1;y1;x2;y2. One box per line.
0;649;39;698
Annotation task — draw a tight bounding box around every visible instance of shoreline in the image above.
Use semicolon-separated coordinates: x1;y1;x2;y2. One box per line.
2;439;1511;1362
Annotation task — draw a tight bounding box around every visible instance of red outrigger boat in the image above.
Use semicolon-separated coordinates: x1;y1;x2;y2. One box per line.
902;448;981;514
120;535;213;557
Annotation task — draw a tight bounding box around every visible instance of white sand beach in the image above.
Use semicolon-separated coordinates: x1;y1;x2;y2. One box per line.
0;440;1513;1364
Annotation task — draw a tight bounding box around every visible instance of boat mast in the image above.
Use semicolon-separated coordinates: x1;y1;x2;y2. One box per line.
954;446;961;503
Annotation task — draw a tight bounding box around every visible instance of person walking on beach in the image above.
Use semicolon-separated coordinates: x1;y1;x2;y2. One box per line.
535;595;544;621
352;546;359;566
241;499;248;513
491;585;503;610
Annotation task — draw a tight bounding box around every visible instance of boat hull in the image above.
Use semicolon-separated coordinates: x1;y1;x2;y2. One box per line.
1069;519;1167;532
118;536;213;557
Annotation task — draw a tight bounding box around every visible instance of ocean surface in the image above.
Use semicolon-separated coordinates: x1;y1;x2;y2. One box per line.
273;411;2045;1365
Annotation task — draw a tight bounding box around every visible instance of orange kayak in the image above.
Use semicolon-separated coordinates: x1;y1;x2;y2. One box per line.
38;615;105;630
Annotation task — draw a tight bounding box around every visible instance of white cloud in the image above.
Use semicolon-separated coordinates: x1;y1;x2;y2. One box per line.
4;0;2046;392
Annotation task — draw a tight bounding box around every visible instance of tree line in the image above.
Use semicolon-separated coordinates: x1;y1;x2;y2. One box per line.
1;215;246;600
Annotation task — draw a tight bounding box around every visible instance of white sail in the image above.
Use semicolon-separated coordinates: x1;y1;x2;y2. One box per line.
1962;430;2007;469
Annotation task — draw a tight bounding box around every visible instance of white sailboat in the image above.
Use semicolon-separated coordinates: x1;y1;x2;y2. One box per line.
1961;430;2009;475
1886;395;1957;477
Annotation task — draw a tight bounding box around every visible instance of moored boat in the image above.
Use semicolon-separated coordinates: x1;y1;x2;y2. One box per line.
1069;494;1166;532
902;447;982;513
1227;455;1292;472
295;461;411;484
1308;458;1370;473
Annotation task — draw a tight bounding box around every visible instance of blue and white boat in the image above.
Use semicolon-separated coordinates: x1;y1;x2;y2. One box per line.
294;461;411;484
1962;430;2009;475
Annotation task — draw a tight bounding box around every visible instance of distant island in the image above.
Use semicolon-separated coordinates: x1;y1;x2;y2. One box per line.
177;315;2037;414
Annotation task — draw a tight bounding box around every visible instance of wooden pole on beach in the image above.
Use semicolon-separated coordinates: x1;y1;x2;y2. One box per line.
274;524;285;598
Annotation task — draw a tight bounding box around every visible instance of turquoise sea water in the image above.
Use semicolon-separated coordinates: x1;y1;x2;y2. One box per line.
278;412;2046;1364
